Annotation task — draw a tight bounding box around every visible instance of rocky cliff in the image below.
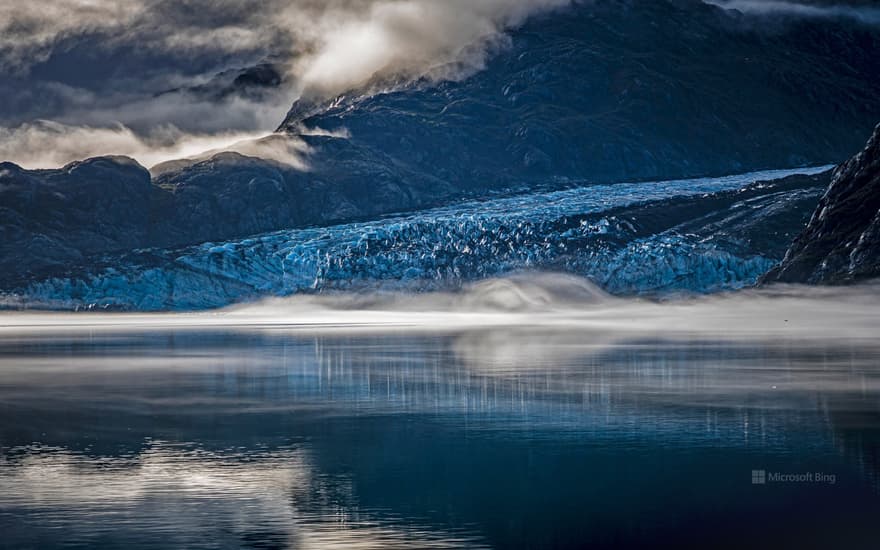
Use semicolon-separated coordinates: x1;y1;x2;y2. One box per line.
762;124;880;284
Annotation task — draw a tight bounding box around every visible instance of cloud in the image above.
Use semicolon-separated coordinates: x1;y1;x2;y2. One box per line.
286;0;573;101
0;120;311;171
704;1;880;25
0;1;573;97
0;0;281;74
0;0;573;169
52;87;293;136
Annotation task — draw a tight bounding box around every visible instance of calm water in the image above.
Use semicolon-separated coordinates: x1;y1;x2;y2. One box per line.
1;285;880;548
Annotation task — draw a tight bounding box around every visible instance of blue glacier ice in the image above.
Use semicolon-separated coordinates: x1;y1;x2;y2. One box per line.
10;166;831;310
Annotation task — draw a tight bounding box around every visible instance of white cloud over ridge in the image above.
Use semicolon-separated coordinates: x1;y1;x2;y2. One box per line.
4;0;875;170
0;0;572;169
0;121;312;171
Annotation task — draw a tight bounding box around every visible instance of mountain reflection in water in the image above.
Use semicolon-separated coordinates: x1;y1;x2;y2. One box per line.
1;278;879;548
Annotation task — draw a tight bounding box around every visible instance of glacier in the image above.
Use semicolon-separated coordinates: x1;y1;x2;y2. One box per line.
8;166;832;311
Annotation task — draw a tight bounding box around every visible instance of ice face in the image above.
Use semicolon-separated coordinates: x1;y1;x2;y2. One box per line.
13;166;831;310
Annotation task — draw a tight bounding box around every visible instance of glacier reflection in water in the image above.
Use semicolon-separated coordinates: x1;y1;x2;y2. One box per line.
1;277;879;548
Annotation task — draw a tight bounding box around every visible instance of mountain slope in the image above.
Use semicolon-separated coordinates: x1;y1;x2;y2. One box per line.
283;0;880;188
762;123;880;284
3;0;880;290
0;152;445;288
6;167;830;310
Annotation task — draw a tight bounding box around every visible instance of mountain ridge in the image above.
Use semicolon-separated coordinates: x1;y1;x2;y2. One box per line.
3;0;880;291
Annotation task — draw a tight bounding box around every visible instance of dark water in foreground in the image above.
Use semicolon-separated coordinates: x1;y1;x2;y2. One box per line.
1;284;879;548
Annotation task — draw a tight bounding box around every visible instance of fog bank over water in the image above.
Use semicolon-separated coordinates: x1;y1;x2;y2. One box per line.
3;275;879;549
2;274;878;342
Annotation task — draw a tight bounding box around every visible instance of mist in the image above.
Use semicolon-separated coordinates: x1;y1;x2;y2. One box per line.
0;0;572;169
3;0;876;168
0;121;312;171
3;274;878;344
704;1;880;25
287;0;572;101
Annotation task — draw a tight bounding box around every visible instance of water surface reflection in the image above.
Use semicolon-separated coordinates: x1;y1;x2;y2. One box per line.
1;306;880;548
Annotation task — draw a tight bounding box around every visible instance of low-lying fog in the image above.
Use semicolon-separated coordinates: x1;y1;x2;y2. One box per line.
2;273;877;343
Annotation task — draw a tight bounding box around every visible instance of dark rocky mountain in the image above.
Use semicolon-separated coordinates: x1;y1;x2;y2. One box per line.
282;0;880;187
2;0;880;290
0;157;153;284
0;153;441;287
762;123;880;284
